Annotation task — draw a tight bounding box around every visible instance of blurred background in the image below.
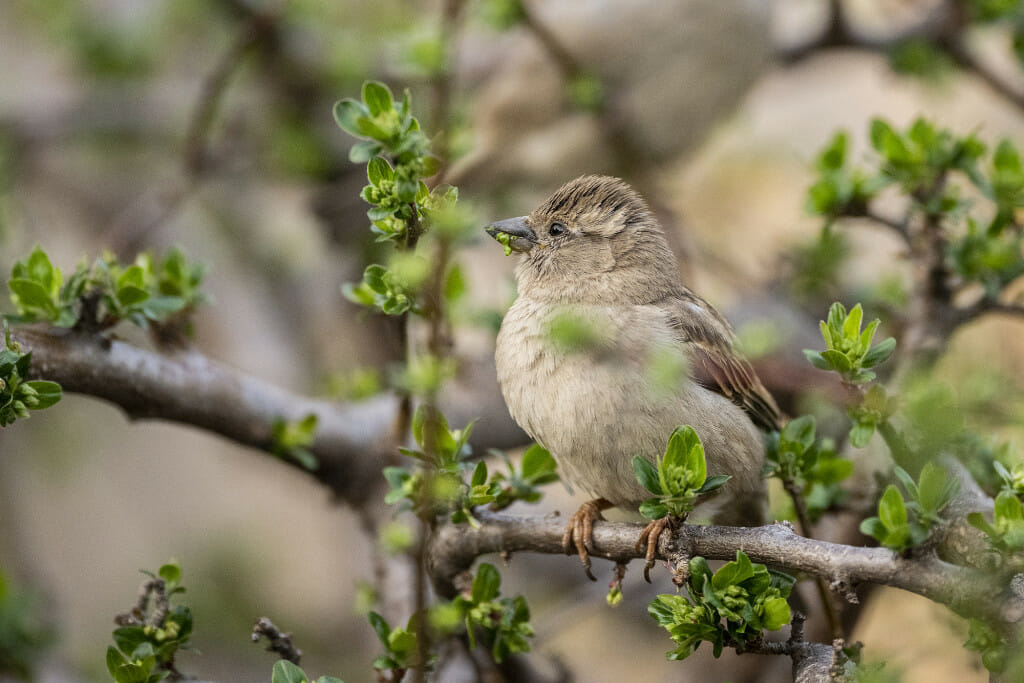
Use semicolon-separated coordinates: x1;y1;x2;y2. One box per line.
1;0;1023;680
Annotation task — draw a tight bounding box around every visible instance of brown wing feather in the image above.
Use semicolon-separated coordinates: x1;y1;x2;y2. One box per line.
659;293;781;432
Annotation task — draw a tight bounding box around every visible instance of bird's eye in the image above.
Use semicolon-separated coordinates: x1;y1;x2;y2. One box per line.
549;222;567;236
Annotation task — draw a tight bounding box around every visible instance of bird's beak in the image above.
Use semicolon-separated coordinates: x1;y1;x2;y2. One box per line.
486;216;537;253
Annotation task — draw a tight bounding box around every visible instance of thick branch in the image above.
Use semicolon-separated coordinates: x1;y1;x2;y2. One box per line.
427;511;1023;628
11;326;398;505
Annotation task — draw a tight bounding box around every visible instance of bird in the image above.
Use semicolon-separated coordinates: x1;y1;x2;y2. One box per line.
486;175;780;581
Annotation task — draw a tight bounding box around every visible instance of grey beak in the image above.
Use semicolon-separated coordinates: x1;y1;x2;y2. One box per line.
486;216;537;253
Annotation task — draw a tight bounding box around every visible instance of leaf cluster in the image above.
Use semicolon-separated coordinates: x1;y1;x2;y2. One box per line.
385;407;557;526
270;414;319;471
451;563;534;663
860;463;959;551
0;326;61;427
968;475;1024;558
487;443;559;509
335;82;471;322
632;425;730;520
806;131;885;219
648;552;793;660
367;565;533;675
764;415;853;522
6;246;207;336
804;302;896;386
963;617;1017;674
807;119;1024;298
106;563;192;683
367;611;431;678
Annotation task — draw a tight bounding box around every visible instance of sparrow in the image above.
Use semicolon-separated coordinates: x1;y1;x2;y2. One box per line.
487;175;780;580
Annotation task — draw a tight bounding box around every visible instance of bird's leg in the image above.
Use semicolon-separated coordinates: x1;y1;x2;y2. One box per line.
635;516;680;583
562;498;613;581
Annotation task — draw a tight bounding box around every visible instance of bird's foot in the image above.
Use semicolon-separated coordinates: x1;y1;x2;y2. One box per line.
635;516;678;583
562;498;613;581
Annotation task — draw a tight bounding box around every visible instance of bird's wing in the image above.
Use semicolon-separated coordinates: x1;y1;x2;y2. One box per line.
658;294;781;432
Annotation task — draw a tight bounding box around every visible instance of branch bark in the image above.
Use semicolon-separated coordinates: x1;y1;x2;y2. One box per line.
11;326;399;505
427;510;1024;629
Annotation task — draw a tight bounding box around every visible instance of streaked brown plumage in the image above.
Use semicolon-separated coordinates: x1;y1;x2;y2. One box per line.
487;175;779;579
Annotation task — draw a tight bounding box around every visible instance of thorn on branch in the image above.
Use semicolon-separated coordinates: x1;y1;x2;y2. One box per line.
252;616;302;664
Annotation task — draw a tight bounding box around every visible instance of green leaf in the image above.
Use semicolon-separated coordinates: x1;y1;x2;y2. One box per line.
362;81;394;117
695;474;730;494
860;516;887;540
967;511;998;537
892;464;916;494
711;551;756;590
858;318;880;353
472;563;501;603
917;462;957;514
761;597;791;631
993;139;1022;175
842;303;863;340
995;490;1023;522
21;381;61;409
25;247;56;287
803;349;832;370
780;415;815;450
521;443;556;481
848;420;875;448
817;132;848;171
111;626;148;656
861;337;896;368
271;660;310;683
444;263;465;302
142;296;186;318
367;611;391;645
288;447;318;472
878;485;907;530
633;456;662;494
367;156;392;186
638;498;668;520
9;279;57;315
106;646;126;677
350;141;382;163
117;285;150;307
826;301;846;334
819;349;852;372
158;562;181;585
869;119;907;159
333;98;367;135
471;460;488;487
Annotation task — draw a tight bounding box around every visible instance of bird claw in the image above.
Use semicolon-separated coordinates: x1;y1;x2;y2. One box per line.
562;498;612;582
635;517;674;583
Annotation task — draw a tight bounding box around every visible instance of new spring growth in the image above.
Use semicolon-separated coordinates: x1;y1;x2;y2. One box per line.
494;231;514;256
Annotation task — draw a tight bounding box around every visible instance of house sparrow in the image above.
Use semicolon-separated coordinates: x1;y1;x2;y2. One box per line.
487;175;780;580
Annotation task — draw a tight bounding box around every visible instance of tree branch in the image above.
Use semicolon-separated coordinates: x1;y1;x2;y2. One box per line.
427;511;1024;629
10;326;399;505
778;0;1024;116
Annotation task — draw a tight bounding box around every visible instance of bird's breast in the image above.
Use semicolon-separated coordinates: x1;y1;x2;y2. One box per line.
494;298;694;506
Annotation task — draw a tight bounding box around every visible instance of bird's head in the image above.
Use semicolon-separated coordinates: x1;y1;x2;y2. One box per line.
486;175;680;304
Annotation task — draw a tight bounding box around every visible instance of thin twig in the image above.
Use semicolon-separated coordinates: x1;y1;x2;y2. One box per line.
252;617;302;664
783;480;844;641
183;7;281;175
